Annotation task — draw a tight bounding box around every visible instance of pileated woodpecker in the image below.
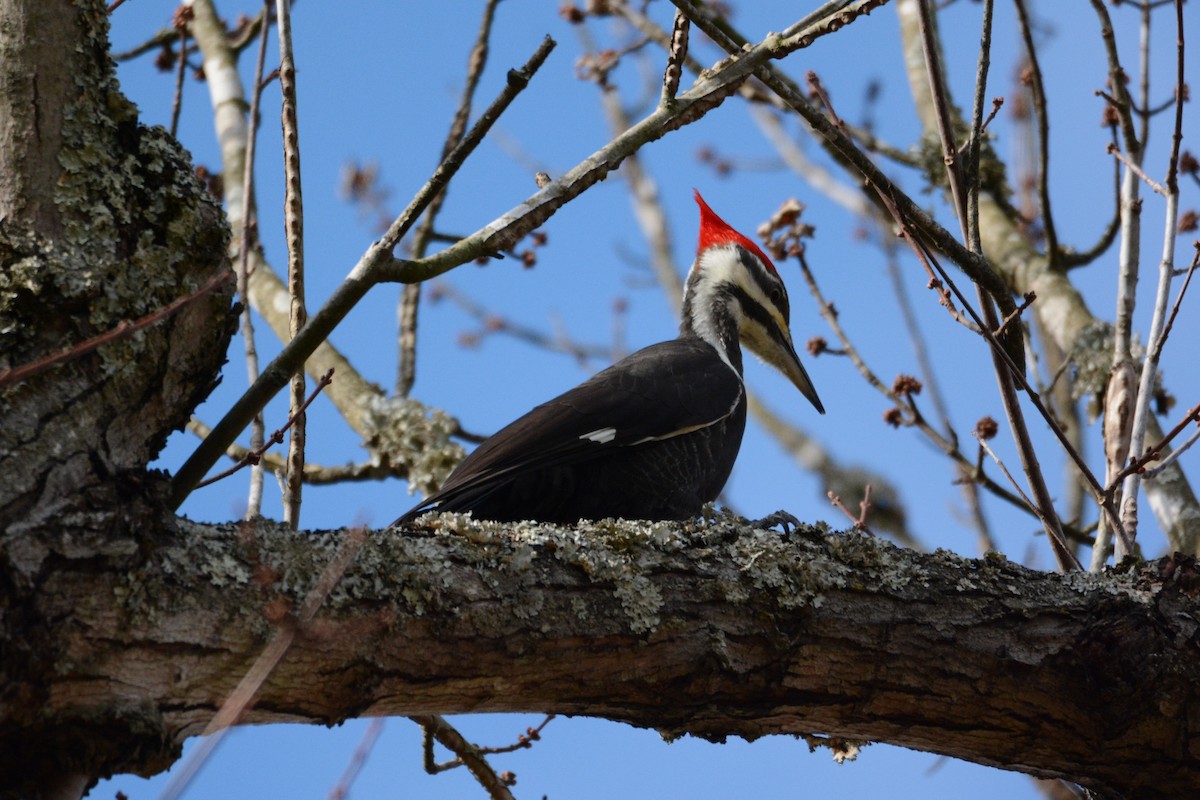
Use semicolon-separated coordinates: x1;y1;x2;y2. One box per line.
394;191;824;525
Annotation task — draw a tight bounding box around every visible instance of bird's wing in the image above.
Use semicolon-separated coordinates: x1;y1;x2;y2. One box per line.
395;338;742;523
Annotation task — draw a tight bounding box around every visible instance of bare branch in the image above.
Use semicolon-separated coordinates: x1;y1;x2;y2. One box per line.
1107;142;1169;196
169;8;190;139
411;715;517;800
1011;0;1060;266
194;369;334;491
827;484;877;537
1116;0;1190;554
660;9;689;104
274;0;308;529
169;36;556;508
399;0;504;397
327;719;385;800
236;0;273;518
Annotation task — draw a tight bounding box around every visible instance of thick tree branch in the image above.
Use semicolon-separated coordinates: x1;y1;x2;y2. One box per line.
4;515;1199;799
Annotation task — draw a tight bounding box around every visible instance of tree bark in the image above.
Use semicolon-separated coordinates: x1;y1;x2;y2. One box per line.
4;513;1200;799
0;0;232;533
0;2;232;795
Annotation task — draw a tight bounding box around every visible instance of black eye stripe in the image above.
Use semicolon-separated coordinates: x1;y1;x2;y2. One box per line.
730;285;791;351
735;245;789;318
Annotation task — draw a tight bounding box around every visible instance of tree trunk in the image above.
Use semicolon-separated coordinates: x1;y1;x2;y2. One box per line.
0;0;232;795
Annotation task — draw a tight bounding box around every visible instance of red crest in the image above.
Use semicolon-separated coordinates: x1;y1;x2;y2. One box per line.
694;190;778;275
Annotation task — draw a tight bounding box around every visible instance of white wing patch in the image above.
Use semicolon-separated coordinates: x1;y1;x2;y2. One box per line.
580;427;618;444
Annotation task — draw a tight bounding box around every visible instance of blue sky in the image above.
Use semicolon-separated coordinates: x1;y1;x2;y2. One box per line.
96;1;1197;798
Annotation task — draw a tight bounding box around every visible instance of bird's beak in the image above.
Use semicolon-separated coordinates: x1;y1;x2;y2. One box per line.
747;325;825;414
776;335;825;414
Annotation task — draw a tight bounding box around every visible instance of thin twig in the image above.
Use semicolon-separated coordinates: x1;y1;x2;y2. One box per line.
195;369;334;490
993;291;1037;339
1164;0;1187;198
1113;401;1200;485
965;0;995;258
238;0;273;518
828;485;877;537
660;9;689;104
1115;0;1188;555
411;715;517;800
1107;143;1168;196
327;719;385;800
912;0;1074;572
478;715;555;757
188;417;406;484
169;23;188;139
1150;243;1199;366
1088;0;1140;154
1012;0;1059;267
398;0;502;397
110;27;179;61
155;728;231;800
975;435;1081;569
375;36;556;260
0;271;233;390
229;8;269;53
424;715;555;767
1144;419;1200;480
1136;0;1153;150
275;0;307;529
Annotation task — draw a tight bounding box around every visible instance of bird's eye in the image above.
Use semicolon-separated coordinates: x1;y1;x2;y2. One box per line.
769;287;783;304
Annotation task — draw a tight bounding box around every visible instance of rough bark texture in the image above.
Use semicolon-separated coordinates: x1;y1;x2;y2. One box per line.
0;0;233;533
0;1;233;795
3;514;1200;799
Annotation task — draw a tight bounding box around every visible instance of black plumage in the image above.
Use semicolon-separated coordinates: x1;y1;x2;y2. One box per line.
394;192;822;526
398;339;745;524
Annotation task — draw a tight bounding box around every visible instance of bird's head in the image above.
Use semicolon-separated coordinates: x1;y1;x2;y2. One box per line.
686;190;824;414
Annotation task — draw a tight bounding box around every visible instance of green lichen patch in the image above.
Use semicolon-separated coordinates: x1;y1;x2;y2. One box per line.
362;395;465;496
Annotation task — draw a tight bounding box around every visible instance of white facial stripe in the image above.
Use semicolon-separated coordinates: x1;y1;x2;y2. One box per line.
692;245;790;346
687;250;737;369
